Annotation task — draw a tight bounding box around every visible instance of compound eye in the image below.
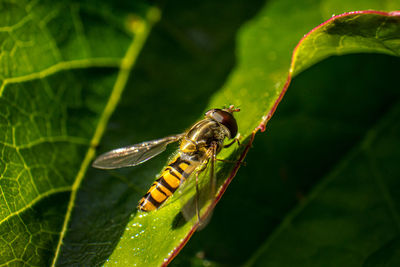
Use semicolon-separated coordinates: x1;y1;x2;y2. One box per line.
206;109;238;138
205;109;218;117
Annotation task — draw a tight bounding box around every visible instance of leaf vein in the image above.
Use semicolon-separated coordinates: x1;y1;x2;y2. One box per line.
0;58;121;96
0;186;72;227
70;4;91;58
0;135;90;149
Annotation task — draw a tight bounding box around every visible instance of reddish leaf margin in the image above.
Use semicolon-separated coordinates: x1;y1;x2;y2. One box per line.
162;10;400;266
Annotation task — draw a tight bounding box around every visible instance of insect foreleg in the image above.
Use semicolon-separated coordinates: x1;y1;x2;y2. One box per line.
215;158;246;166
224;133;241;148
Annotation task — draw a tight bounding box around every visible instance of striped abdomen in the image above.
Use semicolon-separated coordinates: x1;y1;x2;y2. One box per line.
138;156;198;211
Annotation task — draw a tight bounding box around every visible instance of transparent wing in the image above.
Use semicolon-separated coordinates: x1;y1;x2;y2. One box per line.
181;144;217;230
92;134;184;169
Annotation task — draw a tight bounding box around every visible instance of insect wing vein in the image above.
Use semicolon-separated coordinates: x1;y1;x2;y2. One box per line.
92;134;184;169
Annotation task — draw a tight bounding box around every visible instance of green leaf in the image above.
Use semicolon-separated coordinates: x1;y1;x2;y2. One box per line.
1;0;400;267
170;4;400;267
104;5;400;267
174;52;400;266
0;1;157;265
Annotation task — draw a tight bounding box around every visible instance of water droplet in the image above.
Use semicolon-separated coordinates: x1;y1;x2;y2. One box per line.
138;213;147;218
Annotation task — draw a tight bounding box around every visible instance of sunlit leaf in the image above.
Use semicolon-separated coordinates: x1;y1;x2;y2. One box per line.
105;6;400;267
0;1;156;265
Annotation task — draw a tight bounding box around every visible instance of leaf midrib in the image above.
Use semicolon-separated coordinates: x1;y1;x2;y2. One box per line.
0;59;121;229
50;17;154;267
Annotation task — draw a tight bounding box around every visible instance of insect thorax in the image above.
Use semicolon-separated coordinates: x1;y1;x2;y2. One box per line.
180;119;229;157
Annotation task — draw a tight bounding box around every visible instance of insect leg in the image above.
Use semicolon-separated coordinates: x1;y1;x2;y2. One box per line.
194;143;218;226
190;158;209;223
195;171;201;223
209;142;217;202
196;142;218;228
224;133;241;148
215;158;246;166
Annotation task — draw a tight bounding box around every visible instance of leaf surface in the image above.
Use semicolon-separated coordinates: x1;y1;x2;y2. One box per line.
1;0;400;266
171;3;400;267
0;1;156;265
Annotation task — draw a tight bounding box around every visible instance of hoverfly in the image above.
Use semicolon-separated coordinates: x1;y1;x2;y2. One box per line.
92;105;240;221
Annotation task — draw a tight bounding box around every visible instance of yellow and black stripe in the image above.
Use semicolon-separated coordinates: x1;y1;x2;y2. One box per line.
138;156;192;211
